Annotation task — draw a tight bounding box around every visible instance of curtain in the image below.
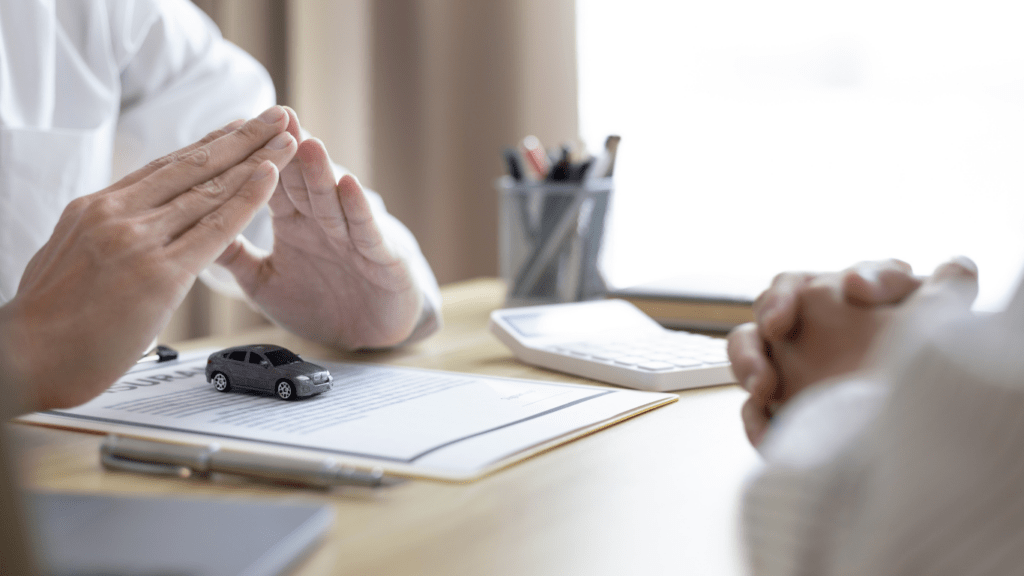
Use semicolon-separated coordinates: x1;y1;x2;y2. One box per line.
162;0;578;342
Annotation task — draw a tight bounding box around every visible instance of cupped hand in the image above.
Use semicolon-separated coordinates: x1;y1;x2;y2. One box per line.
215;108;423;350
728;257;977;446
0;106;298;411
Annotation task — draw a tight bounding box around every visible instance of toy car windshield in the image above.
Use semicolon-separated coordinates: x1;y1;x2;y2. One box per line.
265;349;302;367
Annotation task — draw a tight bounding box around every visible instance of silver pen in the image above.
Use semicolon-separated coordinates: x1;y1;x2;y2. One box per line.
100;435;389;488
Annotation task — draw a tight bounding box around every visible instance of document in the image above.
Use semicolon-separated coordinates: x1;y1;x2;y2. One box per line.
19;352;676;480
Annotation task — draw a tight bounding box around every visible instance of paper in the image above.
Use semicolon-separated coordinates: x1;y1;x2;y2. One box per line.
21;351;675;480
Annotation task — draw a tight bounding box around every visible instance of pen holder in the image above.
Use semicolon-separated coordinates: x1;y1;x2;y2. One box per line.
496;176;613;306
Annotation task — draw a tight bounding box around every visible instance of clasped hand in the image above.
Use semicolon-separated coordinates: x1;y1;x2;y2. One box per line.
728;257;979;446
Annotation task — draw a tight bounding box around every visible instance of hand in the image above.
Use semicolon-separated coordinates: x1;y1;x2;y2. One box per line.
0;106;298;411
215;108;423;350
727;257;978;446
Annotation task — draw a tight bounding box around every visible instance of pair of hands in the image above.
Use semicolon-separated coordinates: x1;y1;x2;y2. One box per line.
727;257;979;446
0;106;422;412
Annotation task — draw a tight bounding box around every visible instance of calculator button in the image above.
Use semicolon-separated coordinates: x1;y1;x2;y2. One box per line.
670;357;702;368
612;356;644;366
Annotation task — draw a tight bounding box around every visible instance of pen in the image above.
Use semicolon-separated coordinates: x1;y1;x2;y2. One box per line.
503;148;524;182
100;435;388;489
521;135;550;179
602;135;621;177
546;145;571;182
574;136;619;298
137;344;179;365
512;185;590;298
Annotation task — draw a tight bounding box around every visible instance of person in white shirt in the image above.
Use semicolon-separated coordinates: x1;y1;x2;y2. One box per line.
0;0;441;414
728;256;1024;574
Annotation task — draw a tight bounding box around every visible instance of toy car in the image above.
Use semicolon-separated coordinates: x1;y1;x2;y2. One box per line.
205;344;334;400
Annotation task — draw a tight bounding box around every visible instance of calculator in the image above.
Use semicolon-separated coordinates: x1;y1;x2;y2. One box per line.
489;299;736;392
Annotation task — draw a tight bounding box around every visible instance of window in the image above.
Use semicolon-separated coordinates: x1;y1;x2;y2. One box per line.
248;353;263;365
265;349;301;367
577;0;1024;309
228;351;247;362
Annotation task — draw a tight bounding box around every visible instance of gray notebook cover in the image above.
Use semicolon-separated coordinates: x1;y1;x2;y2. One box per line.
27;492;333;576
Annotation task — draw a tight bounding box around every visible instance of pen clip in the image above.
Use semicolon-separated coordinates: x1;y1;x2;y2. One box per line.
101;434;216;476
100;451;194;479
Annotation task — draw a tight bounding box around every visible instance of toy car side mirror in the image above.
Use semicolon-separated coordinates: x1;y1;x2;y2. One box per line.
260;360;270;368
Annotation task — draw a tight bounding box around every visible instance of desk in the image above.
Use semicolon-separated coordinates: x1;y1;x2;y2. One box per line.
11;278;760;576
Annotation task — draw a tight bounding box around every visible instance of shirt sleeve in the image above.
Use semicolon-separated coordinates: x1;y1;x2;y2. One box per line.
110;0;276;179
742;308;1024;575
107;0;441;344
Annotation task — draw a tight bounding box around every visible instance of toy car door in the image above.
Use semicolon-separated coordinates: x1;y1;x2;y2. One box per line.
224;350;252;389
246;351;273;392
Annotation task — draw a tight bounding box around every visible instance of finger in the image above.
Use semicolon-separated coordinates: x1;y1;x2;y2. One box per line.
300;139;351;238
756;272;813;341
151;130;296;239
107;119;246;193
283;106;302;142
276;122;319;218
729;322;779;446
165;161;279;276
727;323;769;389
843;258;921;306
741;372;776;446
268;107;306;218
126;106;289;209
337;174;395;264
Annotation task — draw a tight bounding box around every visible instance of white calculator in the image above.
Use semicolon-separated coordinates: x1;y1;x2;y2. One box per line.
489;299;736;392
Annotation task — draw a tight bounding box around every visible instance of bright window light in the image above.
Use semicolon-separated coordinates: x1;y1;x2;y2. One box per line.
577;0;1024;309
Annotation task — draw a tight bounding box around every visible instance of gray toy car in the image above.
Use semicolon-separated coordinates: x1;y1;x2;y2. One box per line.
205;344;334;400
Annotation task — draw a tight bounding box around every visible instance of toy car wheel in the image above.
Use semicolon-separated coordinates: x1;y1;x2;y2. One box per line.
211;372;231;392
276;380;295;401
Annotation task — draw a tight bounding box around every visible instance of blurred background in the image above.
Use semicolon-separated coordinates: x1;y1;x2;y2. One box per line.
166;0;1024;341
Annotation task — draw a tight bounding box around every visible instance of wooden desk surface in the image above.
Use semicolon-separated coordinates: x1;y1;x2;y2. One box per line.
12;279;759;576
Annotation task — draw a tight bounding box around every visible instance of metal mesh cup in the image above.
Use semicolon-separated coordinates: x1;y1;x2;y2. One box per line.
496;176;613;306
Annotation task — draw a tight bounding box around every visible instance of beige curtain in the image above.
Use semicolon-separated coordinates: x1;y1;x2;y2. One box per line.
163;0;578;342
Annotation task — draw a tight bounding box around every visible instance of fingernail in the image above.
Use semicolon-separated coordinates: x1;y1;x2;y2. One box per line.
856;265;880;286
250;161;274;181
257;106;286;124
950;255;978;276
265;132;293;150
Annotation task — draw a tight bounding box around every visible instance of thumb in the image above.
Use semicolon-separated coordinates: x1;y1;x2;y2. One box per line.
864;256;978;375
215;234;270;295
843;259;921;306
917;256;979;309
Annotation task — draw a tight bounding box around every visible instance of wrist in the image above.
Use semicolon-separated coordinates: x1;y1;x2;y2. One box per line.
0;302;33;418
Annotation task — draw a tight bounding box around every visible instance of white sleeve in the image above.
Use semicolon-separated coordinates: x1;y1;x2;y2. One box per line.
742;309;1024;575
110;0;275;179
108;0;441;343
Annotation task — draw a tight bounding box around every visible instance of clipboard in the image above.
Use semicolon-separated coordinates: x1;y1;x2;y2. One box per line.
17;350;676;482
